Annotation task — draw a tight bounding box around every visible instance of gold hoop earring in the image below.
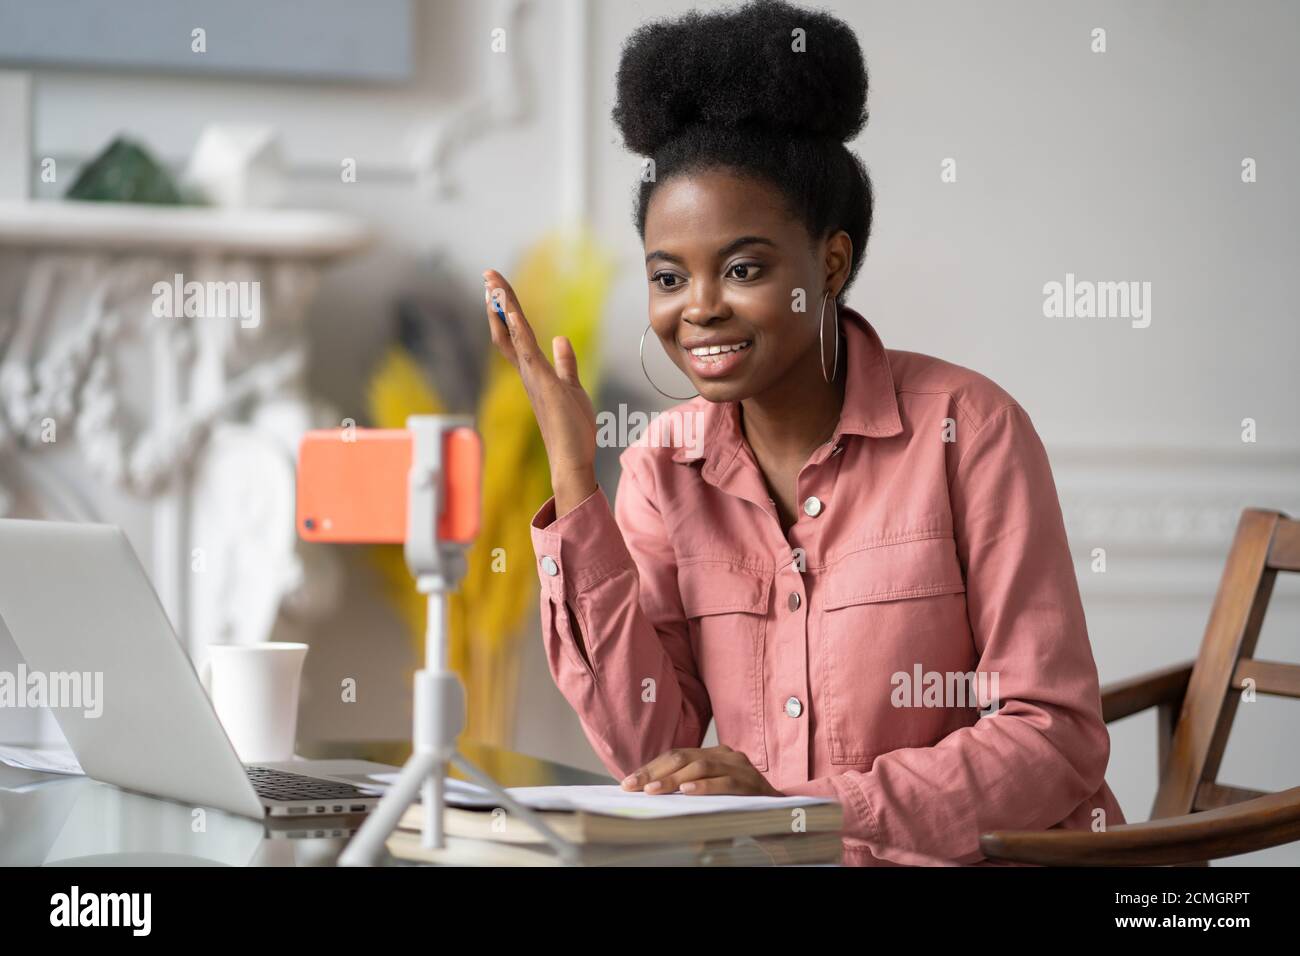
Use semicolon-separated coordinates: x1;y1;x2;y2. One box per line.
820;290;840;383
640;322;699;401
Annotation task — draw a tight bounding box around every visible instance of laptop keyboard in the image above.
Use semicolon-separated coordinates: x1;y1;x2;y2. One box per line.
245;765;376;803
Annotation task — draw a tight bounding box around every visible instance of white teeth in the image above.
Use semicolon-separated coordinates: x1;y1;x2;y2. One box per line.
689;341;750;357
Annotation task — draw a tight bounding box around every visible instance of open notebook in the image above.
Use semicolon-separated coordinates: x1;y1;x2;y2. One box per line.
367;775;843;846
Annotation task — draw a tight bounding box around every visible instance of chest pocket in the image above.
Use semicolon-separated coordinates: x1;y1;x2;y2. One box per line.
677;560;772;772
817;534;973;765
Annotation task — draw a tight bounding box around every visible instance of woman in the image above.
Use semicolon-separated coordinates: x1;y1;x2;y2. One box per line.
482;0;1125;866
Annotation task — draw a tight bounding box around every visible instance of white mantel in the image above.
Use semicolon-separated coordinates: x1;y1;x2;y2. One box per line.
0;199;371;743
0;200;370;257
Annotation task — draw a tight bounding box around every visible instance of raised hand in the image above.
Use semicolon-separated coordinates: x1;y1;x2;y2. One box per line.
482;269;598;511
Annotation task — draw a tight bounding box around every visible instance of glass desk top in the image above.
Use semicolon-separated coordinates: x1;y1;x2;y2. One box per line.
0;739;608;866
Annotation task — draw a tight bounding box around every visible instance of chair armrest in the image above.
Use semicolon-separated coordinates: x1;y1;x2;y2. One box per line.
1101;660;1195;723
979;785;1300;865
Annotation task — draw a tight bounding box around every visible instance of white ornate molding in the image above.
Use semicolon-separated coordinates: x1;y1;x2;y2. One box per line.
0;199;371;659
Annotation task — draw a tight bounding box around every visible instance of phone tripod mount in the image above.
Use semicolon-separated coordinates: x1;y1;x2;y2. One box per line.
297;414;578;865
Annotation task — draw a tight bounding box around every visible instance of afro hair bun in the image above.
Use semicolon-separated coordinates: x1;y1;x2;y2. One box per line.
612;0;869;157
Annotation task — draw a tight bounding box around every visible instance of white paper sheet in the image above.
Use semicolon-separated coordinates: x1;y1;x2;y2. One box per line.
0;744;84;776
365;774;833;819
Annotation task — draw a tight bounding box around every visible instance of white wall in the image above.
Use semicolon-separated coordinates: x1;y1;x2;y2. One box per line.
16;0;1300;863
587;0;1300;865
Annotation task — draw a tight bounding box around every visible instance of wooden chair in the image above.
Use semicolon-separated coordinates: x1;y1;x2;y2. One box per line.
980;508;1300;865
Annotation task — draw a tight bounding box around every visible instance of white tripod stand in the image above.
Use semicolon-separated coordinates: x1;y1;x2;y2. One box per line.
338;415;580;866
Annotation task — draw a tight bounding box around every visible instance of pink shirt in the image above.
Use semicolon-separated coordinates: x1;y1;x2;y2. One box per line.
529;305;1126;866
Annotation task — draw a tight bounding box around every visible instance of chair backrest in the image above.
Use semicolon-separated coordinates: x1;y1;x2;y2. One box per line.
1151;508;1300;820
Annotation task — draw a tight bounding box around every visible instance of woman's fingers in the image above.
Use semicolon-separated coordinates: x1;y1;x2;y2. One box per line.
620;748;705;790
506;310;548;388
480;268;598;483
673;774;743;796
483;284;519;366
552;335;581;387
482;268;522;311
483;269;526;342
642;757;726;794
482;270;548;384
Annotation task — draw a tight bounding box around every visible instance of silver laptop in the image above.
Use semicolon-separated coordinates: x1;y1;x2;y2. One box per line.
0;518;398;819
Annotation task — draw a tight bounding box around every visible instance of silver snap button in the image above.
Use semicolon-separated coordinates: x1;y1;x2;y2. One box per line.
785;696;803;718
787;592;801;612
540;555;559;576
803;496;823;517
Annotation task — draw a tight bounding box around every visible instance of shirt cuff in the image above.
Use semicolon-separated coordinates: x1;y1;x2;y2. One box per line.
530;483;637;603
782;773;879;843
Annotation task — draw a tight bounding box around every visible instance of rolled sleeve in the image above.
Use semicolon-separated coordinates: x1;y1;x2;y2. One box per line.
530;483;636;605
781;774;875;840
527;458;712;780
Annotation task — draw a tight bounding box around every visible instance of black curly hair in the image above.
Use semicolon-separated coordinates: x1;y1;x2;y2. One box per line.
612;0;873;306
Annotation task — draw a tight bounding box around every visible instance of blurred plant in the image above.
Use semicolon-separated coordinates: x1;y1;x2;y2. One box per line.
66;136;197;204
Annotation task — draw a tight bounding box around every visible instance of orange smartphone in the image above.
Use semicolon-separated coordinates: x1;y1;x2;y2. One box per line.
296;427;480;544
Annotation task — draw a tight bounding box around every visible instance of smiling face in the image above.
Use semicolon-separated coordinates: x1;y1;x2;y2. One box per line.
643;167;852;404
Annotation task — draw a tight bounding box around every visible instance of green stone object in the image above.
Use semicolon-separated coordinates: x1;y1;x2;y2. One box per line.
65;137;188;204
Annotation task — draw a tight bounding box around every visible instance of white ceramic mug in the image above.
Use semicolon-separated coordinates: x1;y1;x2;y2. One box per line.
200;643;308;764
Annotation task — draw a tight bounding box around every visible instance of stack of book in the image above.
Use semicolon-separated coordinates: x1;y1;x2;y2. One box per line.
384;782;843;866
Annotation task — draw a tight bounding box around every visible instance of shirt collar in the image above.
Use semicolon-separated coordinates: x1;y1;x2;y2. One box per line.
670;304;903;467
